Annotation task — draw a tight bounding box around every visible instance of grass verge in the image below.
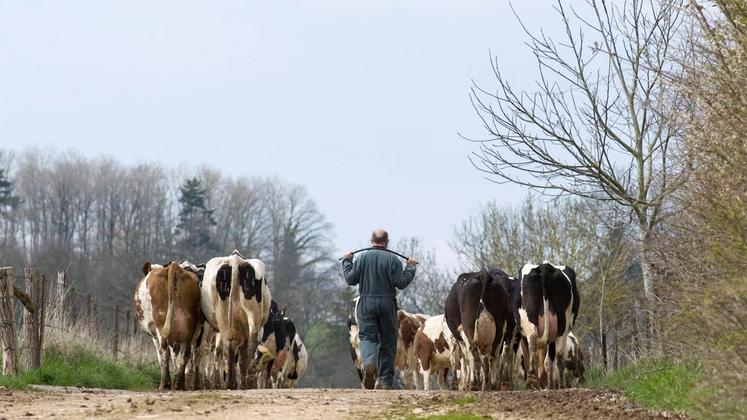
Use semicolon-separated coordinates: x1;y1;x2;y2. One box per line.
0;342;160;390
583;358;701;414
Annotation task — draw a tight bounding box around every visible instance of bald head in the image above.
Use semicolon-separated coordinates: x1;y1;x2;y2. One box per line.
371;229;389;247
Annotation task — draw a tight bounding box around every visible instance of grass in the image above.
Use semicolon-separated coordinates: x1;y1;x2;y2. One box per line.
452;394;478;405
405;415;487;420
583;358;702;413
0;341;160;390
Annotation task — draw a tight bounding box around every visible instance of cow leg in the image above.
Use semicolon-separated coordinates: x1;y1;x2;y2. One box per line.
537;344;549;389
158;340;171;390
556;334;568;389
526;335;540;389
238;341;250;389
439;368;448;390
243;336;260;389
224;341;238;390
547;341;558;389
173;344;189;391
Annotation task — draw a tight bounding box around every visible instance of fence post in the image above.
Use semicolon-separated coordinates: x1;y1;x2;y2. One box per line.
40;275;48;360
125;310;131;350
0;267;19;375
113;305;119;358
92;298;98;340
24;267;43;370
55;271;66;327
69;287;78;326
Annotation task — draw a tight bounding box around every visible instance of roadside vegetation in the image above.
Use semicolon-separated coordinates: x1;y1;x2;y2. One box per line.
584;359;702;413
0;340;159;391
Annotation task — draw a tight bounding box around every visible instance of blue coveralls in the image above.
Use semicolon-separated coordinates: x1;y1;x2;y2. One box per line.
341;247;417;387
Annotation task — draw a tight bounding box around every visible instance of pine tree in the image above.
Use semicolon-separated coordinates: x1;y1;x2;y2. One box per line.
0;168;19;215
176;177;217;261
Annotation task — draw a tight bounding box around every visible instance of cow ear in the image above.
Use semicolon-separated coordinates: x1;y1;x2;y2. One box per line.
142;262;151;276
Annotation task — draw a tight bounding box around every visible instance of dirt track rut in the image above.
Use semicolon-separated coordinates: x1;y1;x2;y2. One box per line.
0;387;685;419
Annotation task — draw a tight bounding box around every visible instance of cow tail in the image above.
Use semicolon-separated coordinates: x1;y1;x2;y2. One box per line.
473;274;490;343
227;262;239;332
540;264;551;344
163;261;178;341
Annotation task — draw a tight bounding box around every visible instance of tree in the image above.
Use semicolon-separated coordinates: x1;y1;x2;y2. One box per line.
0;167;19;213
452;196;603;277
466;0;686;313
176;177;217;261
395;237;451;315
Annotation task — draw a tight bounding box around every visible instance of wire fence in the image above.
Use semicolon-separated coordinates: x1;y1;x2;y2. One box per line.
1;267;153;376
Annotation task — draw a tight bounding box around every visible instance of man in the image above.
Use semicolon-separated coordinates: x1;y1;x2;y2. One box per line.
341;229;417;389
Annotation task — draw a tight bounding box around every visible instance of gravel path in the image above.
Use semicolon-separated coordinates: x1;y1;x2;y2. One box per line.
0;386;685;419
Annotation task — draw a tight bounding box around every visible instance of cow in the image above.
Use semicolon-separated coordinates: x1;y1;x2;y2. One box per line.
347;297;365;387
563;331;585;387
200;250;272;389
256;301;296;389
273;332;308;388
413;315;452;390
134;261;202;390
516;262;580;389
444;269;514;391
395;310;428;389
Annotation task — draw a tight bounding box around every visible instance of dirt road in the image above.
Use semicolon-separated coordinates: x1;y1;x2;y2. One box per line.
0;386;684;419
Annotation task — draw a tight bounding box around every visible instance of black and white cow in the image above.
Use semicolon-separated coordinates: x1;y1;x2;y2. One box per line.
515;262;580;389
347;297;364;387
256;300;296;389
200;251;272;389
444;269;514;391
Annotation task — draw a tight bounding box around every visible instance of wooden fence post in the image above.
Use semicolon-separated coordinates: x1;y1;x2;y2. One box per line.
24;268;43;370
69;287;78;325
113;305;119;357
125;310;131;350
0;267;19;375
55;271;66;327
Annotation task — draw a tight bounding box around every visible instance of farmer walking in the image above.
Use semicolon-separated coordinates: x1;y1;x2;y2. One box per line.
341;229;417;389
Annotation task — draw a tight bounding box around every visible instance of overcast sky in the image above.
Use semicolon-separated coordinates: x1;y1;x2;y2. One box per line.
0;0;564;269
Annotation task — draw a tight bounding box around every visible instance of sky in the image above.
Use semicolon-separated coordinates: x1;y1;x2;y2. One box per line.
0;0;565;269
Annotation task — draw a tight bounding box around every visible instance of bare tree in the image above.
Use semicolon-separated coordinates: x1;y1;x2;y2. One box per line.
466;0;687;307
395;237;451;315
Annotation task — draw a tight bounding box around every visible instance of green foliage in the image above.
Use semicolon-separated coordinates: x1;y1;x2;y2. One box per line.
584;359;701;413
0;167;19;212
0;342;159;390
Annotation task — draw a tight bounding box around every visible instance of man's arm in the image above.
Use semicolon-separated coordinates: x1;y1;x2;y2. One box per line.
341;255;360;286
392;258;417;290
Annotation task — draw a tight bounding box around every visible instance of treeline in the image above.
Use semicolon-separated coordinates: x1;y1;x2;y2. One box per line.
0;148;450;388
0;149;342;327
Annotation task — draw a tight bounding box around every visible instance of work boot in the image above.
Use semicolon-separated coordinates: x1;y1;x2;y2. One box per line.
363;364;377;390
374;381;392;390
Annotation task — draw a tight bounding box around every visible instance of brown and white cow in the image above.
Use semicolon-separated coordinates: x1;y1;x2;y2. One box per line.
200;251;271;389
413;314;452;390
395;310;428;389
444;269;514;391
134;261;202;390
516;262;580;389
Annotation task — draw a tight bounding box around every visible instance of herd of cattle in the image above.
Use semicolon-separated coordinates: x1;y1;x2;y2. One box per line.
133;250;308;390
348;262;585;391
